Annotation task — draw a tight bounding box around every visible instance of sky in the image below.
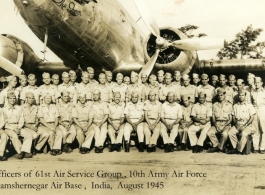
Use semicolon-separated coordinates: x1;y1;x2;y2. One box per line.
0;0;265;62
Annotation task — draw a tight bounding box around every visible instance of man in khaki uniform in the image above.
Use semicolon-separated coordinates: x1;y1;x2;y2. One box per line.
37;93;63;156
123;76;131;85
245;73;256;93
159;72;180;103
178;95;193;151
234;79;251;104
251;77;265;153
21;92;41;155
91;89;109;153
207;88;233;153
143;90;162;152
192;73;201;87
124;91;145;152
215;74;234;104
72;93;94;154
57;72;77;105
38;72;58;104
141;74;148;87
108;92;125;152
52;74;60;89
3;91;33;159
126;71;144;103
160;92;182;152
196;74;215;103
112;73;127;102
76;71;93;101
157;70;165;88
69;70;78;88
0;75;19;107
143;74;159;101
97;73;112;103
227;90;256;154
105;71;116;91
180;74;197;104
87;67;99;87
20;74;39;105
228;74;238;95
57;90;76;153
16;75;28;103
172;71;181;86
0;108;8;161
211;75;219;89
188;92;212;153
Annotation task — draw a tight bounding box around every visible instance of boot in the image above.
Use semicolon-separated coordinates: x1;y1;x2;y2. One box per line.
116;144;122;152
138;142;144;152
125;141;130;152
109;144;116;152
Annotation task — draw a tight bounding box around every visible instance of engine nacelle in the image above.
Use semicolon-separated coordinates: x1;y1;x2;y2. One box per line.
144;27;198;74
0;34;40;78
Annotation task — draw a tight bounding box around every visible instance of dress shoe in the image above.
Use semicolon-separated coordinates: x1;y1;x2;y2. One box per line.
24;152;33;158
0;156;7;161
192;146;197;153
95;147;100;153
196;146;203;153
138;142;144;152
116;144;122;152
17;152;24;159
207;147;220;153
83;148;90;154
55;150;62;155
151;145;156;152
169;144;174;152
253;150;259;154
80;147;86;154
109;144;116;152
223;147;229;154
147;147;152;153
177;145;184;151
227;149;238;154
63;144;70;153
260;150;265;154
125;141;130;152
99;146;104;153
50;150;57;156
164;144;169;153
184;144;189;151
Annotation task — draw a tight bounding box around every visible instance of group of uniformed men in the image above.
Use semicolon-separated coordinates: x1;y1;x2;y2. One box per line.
0;66;264;161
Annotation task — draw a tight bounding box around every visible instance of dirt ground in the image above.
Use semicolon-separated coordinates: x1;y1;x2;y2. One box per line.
0;146;264;195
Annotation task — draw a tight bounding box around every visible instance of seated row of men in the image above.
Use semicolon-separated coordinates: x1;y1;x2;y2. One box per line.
0;80;259;161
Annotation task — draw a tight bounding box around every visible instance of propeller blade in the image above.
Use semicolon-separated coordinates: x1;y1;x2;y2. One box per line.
0;56;24;76
133;0;160;37
170;38;226;50
139;49;160;78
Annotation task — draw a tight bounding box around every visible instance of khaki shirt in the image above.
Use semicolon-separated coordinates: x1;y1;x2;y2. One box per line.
233;90;251;104
88;79;99;87
0;87;19;107
2;105;24;129
245;85;255;93
143;84;159;100
112;83;127;102
57;83;77;100
72;103;93;122
15;86;26;100
97;84;112;103
124;101;144;120
38;84;58;102
37;104;59;123
76;82;93;100
159;83;180;101
20;85;39;102
233;102;256;126
197;84;215;102
212;101;233;121
251;88;265;108
106;81;117;92
21;104;38;124
126;84;144;101
191;102;212;121
108;102;125;120
91;101;109;122
143;101;162;120
180;85;197;103
161;102;182;120
56;102;74;122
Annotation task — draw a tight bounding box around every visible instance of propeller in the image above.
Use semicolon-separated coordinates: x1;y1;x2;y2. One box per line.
133;0;226;78
0;56;24;76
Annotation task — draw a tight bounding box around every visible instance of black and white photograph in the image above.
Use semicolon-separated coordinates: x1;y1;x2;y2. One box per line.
0;0;265;194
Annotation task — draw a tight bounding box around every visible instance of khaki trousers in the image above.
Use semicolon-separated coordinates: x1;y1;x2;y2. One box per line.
107;120;124;144
124;122;144;142
188;123;211;146
37;125;62;150
0;130;8;156
252;107;265;150
207;124;230;150
5;128;33;154
228;126;252;152
160;119;179;144
58;123;76;144
93;123;108;147
143;119;161;145
178;124;191;144
75;124;95;148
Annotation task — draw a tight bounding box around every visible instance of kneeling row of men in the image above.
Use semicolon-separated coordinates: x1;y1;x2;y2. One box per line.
0;84;255;161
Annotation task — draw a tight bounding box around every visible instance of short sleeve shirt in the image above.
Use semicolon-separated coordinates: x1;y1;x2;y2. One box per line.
124;101;144;120
38;84;58;102
97;84;112;102
212;101;233;121
108;102;125;120
76;83;93;100
20;85;39;101
197;84;215;102
180;85;197;103
181;104;193;122
191;102;212;119
143;101;162;120
161;102;182;120
112;83;127;102
126;84;144;100
251;88;265;108
233;102;256;126
2;105;24;129
21;104;38;124
56;102;74;122
37;104;59;123
0;87;19;107
72;103;93;122
91;101;109;122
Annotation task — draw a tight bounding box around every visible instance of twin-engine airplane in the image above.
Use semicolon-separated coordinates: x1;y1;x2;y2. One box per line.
0;0;264;81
